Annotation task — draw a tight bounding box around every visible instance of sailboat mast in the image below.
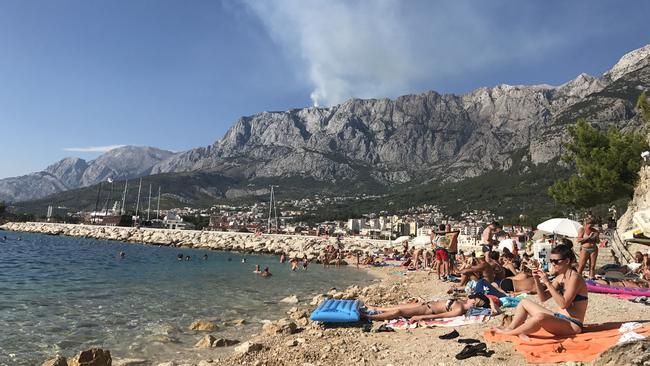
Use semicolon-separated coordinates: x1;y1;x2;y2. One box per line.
135;178;142;222
267;186;273;233
156;186;161;219
121;180;128;215
273;187;279;231
104;179;113;216
147;184;152;221
94;182;102;213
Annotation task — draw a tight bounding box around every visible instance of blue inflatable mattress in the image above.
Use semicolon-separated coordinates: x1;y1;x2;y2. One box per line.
310;299;361;323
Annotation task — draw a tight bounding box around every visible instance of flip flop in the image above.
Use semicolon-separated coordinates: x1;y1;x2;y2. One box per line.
455;342;487;360
457;338;481;344
439;329;459;339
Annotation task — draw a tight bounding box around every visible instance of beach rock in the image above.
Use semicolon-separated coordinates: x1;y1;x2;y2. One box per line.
213;338;239;347
593;338;650;365
42;355;68;366
195;335;218;348
280;295;299;304
231;318;246;326
234;341;263;354
286;339;298;347
113;359;149;366
263;318;298;335
288;309;310;321
68;348;111;366
310;294;327;305
155;363;176;366
189;320;218;331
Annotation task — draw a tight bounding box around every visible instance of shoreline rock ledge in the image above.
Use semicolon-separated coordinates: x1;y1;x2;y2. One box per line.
0;222;386;260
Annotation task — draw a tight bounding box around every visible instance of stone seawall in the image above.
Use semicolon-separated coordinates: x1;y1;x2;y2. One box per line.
0;222;388;261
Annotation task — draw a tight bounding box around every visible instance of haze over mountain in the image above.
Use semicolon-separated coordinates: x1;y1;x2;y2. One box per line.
0;146;174;203
5;45;650;212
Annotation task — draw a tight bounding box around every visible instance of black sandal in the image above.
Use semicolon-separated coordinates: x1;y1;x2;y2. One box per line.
457;338;481;344
455;342;487;360
439;329;459;339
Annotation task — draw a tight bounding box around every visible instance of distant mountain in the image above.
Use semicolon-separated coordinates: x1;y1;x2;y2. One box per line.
10;45;650;218
0;146;174;203
150;45;649;185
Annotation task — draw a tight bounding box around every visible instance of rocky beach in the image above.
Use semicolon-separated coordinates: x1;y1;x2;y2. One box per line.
3;222;649;366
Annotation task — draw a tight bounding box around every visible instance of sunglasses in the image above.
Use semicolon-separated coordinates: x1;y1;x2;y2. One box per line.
549;258;567;265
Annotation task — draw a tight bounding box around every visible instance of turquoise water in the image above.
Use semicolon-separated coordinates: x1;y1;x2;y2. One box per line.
0;230;372;365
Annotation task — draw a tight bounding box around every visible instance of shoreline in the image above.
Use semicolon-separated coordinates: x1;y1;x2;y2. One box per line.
0;225;382;366
5;223;648;365
0;222;387;261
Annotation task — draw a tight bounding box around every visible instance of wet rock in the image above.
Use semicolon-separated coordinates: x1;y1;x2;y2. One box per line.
68;348;111;366
189;320;218;331
213;338;239;347
280;295;299;304
593;338;650;365
42;355;68;366
234;341;263;354
231;318;246;326
195;335;217;348
113;359;149;366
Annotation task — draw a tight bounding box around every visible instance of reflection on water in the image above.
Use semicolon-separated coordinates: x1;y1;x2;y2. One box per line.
0;230;371;365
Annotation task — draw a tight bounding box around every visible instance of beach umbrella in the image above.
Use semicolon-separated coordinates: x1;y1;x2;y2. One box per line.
393;236;411;244
537;218;582;238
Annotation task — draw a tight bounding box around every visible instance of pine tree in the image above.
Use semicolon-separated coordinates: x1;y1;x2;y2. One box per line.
548;119;649;208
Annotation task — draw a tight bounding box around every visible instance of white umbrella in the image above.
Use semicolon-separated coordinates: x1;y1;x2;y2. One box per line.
393;236;411;244
537;218;582;237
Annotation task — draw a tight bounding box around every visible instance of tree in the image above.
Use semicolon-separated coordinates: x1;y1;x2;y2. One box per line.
548;119;649;208
0;201;5;215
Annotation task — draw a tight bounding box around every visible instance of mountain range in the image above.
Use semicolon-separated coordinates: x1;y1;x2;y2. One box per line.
0;146;174;202
4;44;650;218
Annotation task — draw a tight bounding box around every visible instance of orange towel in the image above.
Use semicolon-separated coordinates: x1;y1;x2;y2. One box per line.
484;322;650;363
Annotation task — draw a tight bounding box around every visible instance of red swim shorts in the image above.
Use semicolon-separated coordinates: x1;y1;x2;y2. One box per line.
435;248;449;261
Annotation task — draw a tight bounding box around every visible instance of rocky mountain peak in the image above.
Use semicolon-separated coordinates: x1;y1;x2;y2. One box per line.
604;44;650;82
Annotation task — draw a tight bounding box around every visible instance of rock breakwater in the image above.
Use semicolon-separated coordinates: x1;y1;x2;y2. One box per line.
0;222;386;260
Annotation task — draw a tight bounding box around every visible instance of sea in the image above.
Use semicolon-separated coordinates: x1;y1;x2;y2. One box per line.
0;230;373;365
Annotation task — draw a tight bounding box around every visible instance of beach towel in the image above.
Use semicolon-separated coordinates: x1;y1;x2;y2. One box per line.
484;323;650;363
420;315;487;328
384;318;417;330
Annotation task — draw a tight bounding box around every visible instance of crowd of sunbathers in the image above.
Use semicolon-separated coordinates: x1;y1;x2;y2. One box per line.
360;219;650;340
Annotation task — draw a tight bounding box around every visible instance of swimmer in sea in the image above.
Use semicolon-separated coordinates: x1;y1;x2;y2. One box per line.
261;267;272;277
119;251;125;258
253;264;261;273
202;254;208;260
177;253;183;261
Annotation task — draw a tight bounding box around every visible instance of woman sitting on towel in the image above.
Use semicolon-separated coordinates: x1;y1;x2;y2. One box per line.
495;244;588;338
362;294;499;321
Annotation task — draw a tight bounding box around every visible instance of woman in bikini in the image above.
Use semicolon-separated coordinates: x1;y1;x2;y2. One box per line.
577;218;599;279
494;244;588;339
362;295;498;321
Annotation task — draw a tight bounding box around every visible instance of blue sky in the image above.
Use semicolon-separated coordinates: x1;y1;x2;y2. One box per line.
1;0;649;178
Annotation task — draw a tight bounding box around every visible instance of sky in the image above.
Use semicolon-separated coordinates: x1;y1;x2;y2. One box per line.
1;0;649;178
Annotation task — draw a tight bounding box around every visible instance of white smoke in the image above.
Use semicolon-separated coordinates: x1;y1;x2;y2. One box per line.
244;1;575;107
